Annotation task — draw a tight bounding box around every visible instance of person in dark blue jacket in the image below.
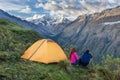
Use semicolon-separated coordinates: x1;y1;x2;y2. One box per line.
78;49;92;66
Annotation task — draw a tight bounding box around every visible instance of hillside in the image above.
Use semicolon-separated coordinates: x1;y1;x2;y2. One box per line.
0;19;120;80
0;9;49;36
54;6;120;62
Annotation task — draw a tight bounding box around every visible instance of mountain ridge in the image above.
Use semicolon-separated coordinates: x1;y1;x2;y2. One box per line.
54;6;120;62
0;9;50;37
28;15;71;34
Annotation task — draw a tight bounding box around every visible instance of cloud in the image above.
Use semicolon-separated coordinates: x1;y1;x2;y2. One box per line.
26;14;46;21
35;1;62;10
0;1;24;11
20;6;32;14
35;0;120;20
1;0;119;20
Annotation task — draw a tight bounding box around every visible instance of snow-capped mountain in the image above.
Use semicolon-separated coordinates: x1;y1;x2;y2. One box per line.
0;9;71;37
27;15;71;34
0;9;50;36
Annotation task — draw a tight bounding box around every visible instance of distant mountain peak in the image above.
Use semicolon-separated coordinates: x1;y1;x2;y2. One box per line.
25;15;71;34
27;15;70;24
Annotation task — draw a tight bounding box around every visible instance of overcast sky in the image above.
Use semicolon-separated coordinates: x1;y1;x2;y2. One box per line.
0;0;120;20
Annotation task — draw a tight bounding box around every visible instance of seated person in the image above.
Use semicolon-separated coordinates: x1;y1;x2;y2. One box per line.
78;49;92;66
69;47;79;65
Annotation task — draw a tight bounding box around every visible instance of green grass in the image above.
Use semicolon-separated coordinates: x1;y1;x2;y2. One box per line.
0;18;120;80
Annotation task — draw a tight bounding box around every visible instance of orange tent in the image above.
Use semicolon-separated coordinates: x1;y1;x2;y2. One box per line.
21;39;67;64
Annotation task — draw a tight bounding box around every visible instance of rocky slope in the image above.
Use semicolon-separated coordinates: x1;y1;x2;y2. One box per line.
54;6;120;61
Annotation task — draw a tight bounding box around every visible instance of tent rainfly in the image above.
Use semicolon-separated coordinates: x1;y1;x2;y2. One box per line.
21;39;67;64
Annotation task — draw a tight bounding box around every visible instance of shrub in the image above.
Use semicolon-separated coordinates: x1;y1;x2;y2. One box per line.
96;55;120;80
58;60;72;74
0;51;10;61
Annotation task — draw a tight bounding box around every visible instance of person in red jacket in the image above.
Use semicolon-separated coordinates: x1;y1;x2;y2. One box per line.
69;47;79;65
